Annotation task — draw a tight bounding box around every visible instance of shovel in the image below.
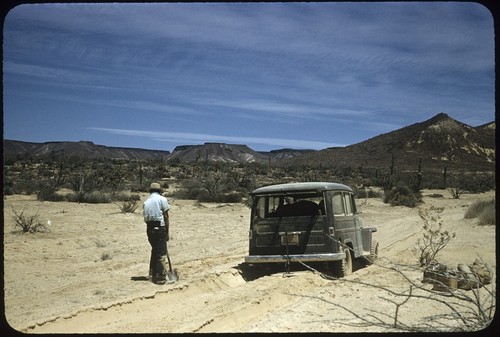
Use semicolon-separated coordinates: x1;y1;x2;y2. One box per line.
162;242;179;284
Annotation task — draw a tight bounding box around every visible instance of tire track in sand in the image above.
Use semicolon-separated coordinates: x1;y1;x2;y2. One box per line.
25;264;329;333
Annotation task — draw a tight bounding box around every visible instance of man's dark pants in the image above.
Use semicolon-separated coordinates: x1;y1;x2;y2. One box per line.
146;222;167;282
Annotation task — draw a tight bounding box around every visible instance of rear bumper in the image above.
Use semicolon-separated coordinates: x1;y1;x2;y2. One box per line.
245;252;346;264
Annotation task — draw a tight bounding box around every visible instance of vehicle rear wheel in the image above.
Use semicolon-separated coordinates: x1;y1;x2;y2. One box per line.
333;246;352;277
366;240;379;265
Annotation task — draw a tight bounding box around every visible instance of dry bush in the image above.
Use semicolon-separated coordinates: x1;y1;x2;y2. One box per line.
384;185;422;208
298;256;495;332
11;207;47;233
447;187;463;199
117;200;139;213
413;206;455;268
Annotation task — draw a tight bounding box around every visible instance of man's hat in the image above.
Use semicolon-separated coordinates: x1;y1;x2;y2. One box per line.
149;182;162;192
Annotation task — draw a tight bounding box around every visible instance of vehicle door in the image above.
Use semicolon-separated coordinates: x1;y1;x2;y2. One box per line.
344;191;363;257
331;191;361;255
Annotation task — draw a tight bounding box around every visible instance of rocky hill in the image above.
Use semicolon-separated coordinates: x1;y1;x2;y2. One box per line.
281;113;495;172
167;143;268;164
260;148;316;161
3;140;170;160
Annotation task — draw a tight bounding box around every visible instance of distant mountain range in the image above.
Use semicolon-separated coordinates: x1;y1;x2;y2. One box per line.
3;140;170;160
3;113;495;172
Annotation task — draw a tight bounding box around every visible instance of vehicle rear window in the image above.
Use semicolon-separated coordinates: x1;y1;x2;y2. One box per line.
254;192;325;218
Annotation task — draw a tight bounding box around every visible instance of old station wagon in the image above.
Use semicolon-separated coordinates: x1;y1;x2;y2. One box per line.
244;182;378;276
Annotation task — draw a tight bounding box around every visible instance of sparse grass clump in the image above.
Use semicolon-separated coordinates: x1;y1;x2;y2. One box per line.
100;252;113;261
465;199;496;225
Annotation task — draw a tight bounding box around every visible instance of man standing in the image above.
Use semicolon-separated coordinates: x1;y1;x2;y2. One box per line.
143;182;170;285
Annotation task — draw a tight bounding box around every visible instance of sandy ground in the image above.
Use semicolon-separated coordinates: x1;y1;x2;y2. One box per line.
3;189;496;333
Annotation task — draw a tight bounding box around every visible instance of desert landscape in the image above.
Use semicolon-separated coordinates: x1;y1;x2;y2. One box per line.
3;186;495;333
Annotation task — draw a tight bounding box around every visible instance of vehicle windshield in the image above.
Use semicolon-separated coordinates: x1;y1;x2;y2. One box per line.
253;192;325;219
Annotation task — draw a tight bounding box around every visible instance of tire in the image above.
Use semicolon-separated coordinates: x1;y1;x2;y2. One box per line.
333;246;352;277
366;240;379;265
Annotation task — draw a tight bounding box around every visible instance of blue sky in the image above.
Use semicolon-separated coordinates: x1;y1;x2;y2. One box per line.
3;2;495;152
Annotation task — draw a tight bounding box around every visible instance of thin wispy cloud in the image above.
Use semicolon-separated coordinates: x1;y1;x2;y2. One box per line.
88;127;342;150
3;2;494;151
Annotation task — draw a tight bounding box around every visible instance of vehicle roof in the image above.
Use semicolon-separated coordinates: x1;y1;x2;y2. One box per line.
251;182;353;195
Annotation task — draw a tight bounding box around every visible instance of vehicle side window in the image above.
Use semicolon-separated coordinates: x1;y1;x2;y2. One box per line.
254;197;266;218
332;192;345;215
344;193;353;215
351;193;357;213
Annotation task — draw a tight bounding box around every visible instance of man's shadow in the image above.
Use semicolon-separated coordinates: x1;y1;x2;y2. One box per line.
130;276;149;281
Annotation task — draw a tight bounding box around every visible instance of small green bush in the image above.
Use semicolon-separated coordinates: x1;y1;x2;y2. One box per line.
465;199;496;225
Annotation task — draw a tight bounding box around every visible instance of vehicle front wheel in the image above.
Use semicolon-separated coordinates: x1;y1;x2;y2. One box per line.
333;246;352;277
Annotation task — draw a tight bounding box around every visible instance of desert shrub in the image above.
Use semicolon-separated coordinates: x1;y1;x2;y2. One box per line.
465;199;496;225
243;196;254;208
447;187;463;199
461;174;495;193
65;192;80;203
11;207;47;233
84;192;112;203
219;192;243;203
196;190;215;202
174;175;244;203
37;185;65;202
66;191;112;203
354;187;381;199
383;185;422;208
413;206;455;267
4;186;14;195
479;208;496;226
129;193;141;201
173;179;205;200
130;183;149;193
117;200;139;213
112;192;140;202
